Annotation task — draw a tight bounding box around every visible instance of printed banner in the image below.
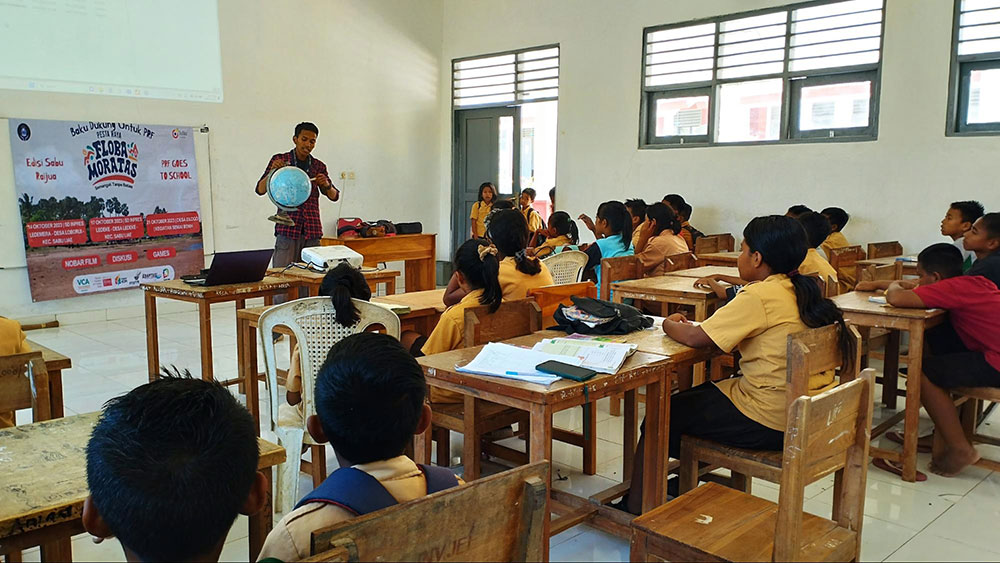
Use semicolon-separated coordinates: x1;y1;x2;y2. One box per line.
10;119;204;301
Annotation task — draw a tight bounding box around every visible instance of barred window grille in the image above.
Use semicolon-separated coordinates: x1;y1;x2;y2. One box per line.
453;46;559;108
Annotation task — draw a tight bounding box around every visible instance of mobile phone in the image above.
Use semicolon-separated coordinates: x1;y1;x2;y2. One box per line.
536;360;597;382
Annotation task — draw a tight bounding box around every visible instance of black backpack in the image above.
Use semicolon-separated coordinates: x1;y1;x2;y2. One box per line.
551;295;653;335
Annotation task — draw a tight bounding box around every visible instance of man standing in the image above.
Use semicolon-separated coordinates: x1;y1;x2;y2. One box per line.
255;122;340;268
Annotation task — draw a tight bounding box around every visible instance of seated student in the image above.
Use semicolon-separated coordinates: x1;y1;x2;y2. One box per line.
796;211;838;285
518;188;544;234
280;264;373;428
0;316;31;428
529;211;580;258
941;200;984;272
260;333;460;561
84;371;266;562
677;202;705;247
964;212;1000;289
617;215;853;514
876;243;1000;477
549;186;556;212
578;201;635;287
819;206;852;257
634;202;689;276
625;198;648;250
470;181;496;239
661;194;693;250
444;199;519;307
420;238;502;403
488;209;555;299
785;204;813;218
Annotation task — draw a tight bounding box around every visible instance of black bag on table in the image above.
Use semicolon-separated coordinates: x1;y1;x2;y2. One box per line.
551;295;654;335
395;222;422;235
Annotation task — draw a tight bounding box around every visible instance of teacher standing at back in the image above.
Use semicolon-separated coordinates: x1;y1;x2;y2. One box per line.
255;122;340;268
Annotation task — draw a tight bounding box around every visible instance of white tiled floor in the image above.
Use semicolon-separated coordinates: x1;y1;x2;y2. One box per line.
14;305;1000;562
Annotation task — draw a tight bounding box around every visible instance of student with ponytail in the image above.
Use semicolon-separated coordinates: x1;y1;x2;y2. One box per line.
487;209;555;299
578;201;635;286
530;211;580;258
420;238;503;402
617;215;854;515
634;202;689;276
280;263;373;426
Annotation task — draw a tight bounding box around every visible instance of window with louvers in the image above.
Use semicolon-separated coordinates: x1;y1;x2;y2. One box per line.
640;0;884;147
453;46;559;109
948;0;1000;134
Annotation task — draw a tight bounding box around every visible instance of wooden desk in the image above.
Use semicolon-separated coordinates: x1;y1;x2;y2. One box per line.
666;265;740;280
0;412;285;562
855;255;918;281
142;276;298;388
268;267;401;296
832;291;946;482
416;331;695;550
29;340;71;418
372;289;447;336
320;234;436;291
695;251;740;266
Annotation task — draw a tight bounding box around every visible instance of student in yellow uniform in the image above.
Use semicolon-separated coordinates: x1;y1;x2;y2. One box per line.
634;203;689;277
0;317;31;427
797;211;838;286
518;188;544;234
625;199;648;250
616;215;854;514
420;238;503;403
488;209;555;299
819;206;852;256
469;182;496;239
662;194;694;251
529;211;579;259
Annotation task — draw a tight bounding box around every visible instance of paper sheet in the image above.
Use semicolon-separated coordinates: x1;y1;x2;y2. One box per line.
531;338;636;374
455;343;583;386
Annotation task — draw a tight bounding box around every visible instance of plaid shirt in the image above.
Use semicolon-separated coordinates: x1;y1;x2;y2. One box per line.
258;150;331;240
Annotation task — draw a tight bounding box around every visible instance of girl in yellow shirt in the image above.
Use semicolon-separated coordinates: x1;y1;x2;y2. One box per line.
486;209;555;300
618;215;854;515
421;238;503;403
529;211;580;259
469;182;496;239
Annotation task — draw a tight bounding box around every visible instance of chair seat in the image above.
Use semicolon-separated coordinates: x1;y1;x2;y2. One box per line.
632;482;857;562
431;400;526;434
954;386;1000;402
686;437;783;469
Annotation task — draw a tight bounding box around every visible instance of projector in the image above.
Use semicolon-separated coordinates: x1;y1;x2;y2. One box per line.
301;246;364;271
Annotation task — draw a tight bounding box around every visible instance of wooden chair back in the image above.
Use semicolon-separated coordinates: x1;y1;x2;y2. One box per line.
527;282;597;327
774;369;874;562
463;299;542;346
867;241;903;259
860;262;903;282
827;246;863;294
599;255;641;301
0;352;51;422
663;252;696;273
305;462;549;562
785;324;862;410
694;233;735;254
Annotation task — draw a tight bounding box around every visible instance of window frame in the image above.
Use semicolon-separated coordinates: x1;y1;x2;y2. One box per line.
642;87;713;145
788;69;879;139
947;0;1000;136
638;0;885;149
452;44;560;110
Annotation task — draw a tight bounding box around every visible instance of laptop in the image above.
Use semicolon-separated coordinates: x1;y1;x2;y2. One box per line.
181;249;275;286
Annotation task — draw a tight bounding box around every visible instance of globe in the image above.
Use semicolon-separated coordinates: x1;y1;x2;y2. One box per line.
267;166;312;211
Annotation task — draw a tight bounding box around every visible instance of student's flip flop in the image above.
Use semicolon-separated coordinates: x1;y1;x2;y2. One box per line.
886;431;932;453
873;458;928;481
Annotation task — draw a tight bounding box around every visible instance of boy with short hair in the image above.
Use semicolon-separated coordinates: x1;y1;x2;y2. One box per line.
677;202;704;248
819;206;852;257
941;200;984;272
880;243;1000;477
625;198;648;250
0;316;31;427
964;212;1000;289
786;204;812;218
83;371;266;562
259;333;459;562
518;188;543;234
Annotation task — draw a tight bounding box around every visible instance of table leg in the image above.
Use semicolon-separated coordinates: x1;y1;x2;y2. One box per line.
248;466;274;561
145;292;160;382
901;322;925;482
582;402;597;475
406;257;435;292
528;402;552;563
240;317;261;435
199;301;214;382
641;377;669;513
462;395;481;481
414;424;431;465
385;278;396;295
49;370;64;418
623;389;638;479
38;539;71;562
692;302;709;386
883;330;901;409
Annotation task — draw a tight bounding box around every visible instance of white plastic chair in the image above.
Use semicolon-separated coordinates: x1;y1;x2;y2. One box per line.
259;297;401;514
542;249;588;285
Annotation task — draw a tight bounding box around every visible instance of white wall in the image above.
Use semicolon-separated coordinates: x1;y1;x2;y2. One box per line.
439;0;1000;253
1;0;444;321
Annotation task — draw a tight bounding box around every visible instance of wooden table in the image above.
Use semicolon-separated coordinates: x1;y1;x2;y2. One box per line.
415;331;709;550
320;234;436;291
695;251;740;266
666;265;740;280
236;290;446;433
855;255;918;280
832;291;946;482
29;340;71;418
0;412;285;562
611;276;721;384
142;276;298;386
268;266;401;296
